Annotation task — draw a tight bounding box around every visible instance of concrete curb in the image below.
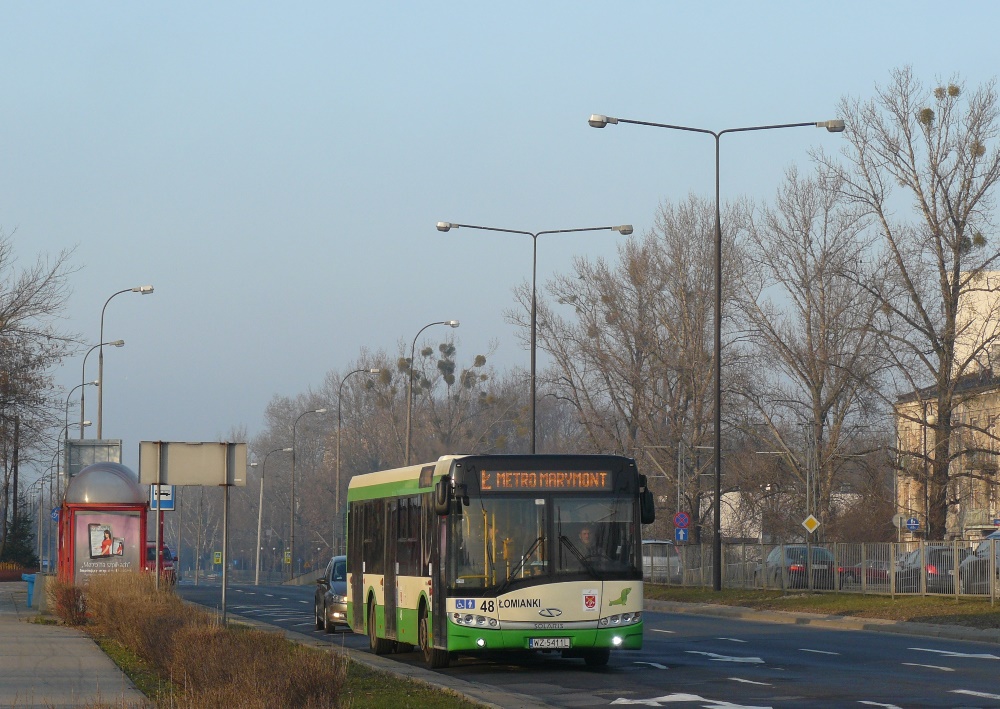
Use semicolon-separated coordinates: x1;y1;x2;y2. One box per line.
644;599;1000;644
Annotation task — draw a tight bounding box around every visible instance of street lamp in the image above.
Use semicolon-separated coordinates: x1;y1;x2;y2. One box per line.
589;113;844;590
436;222;632;453
81;340;124;438
97;286;152;438
290;407;327;580
404;320;459;465
336;368;380;553
256;446;292;585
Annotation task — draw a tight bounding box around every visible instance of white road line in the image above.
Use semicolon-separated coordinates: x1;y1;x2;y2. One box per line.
902;662;954;672
718;638;747;643
729;677;771;686
649;629;675;634
293;622;314;627
298;600;310;604
910;647;1000;659
951;689;1000;700
858;702;903;708
686;651;764;664
611;694;772;708
799;649;840;656
634;661;668;669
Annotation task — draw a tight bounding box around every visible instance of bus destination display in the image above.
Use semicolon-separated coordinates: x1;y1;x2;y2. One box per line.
480;470;613;492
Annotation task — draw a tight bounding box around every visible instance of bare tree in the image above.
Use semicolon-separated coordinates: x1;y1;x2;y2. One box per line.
0;232;76;551
523;196;722;541
734;166;885;528
819;68;1000;538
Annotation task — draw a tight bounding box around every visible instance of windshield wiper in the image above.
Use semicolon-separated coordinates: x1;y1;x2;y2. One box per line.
495;536;545;596
559;535;597;576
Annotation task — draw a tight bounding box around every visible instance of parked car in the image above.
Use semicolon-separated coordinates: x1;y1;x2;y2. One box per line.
314;555;348;633
843;558;891;586
642;540;682;583
895;546;965;593
760;545;837;589
958;531;1000;595
146;541;176;586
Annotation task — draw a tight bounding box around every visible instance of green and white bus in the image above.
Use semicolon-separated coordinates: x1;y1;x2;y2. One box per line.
346;454;655;668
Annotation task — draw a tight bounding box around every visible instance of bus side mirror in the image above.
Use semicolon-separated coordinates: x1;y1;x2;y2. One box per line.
640;489;655;525
434;479;450;516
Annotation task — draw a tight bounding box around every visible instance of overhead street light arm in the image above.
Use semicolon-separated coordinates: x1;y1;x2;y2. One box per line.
98;285;153;438
589;111;844;591
405;321;459;465
436;221;632;453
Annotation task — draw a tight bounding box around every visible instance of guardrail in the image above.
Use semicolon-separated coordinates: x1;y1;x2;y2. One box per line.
646;539;999;601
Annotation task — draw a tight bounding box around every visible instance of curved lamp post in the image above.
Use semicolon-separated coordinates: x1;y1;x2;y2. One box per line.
290;408;327;580
81;340;124;438
97;286;152;438
437;222;631;453
405;320;459;465
336;368;380;553
255;446;292;585
589;113;844;590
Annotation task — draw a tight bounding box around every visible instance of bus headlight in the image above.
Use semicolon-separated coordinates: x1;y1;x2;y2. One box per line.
599;613;642;627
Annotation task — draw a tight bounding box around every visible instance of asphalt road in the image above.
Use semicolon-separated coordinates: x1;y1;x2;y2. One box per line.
177;581;1000;708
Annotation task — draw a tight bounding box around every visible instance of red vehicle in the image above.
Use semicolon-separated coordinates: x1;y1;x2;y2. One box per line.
146;541;176;586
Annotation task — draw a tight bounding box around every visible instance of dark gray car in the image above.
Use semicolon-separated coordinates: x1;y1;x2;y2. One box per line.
314;555;348;633
958;531;1000;595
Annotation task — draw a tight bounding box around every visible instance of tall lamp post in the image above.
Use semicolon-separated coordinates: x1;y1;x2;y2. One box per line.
290;408;327;580
589;113;844;590
436;222;632;454
256;446;292;585
336;368;380;553
97;286;153;439
81;340;124;438
405;320;459;465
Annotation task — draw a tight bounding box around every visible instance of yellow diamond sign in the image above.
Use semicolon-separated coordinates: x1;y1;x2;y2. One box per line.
802;514;821;534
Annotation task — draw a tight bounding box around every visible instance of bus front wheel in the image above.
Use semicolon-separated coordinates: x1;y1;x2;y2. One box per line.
368;600;392;655
583;648;611;667
419;605;450;669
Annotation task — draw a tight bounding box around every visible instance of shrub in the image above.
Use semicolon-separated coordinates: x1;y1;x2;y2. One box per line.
82;571;347;708
48;577;87;626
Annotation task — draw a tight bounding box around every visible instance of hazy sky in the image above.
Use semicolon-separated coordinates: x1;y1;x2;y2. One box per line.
5;2;998;471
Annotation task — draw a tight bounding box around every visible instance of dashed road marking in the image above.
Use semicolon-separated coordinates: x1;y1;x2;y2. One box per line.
951;689;1000;700
910;648;1000;660
902;662;953;672
686;651;764;664
799;648;840;656
729;677;771;686
718;637;747;643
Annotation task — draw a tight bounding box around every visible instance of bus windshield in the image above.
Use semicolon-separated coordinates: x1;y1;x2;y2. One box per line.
449;493;638;591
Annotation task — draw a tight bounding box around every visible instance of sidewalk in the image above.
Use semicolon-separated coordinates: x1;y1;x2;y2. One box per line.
0;580;149;709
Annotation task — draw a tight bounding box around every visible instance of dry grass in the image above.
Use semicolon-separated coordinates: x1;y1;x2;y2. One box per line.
69;573;348;708
645;584;1000;629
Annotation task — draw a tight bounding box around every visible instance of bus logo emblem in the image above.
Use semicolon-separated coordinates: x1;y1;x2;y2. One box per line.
583;589;598;611
538;608;562;618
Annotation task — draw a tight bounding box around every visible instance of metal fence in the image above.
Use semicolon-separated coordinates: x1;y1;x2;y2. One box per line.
646;539;999;601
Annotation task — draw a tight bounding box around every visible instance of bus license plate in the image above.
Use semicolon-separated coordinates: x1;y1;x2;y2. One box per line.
529;637;570;649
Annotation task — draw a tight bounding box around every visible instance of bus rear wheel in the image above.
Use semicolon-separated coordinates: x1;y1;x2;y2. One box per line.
419;605;450;669
368;600;392;655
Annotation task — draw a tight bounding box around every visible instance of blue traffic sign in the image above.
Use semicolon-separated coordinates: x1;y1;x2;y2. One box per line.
675;528;689;543
50;507;59;522
905;517;920;531
673;511;691;529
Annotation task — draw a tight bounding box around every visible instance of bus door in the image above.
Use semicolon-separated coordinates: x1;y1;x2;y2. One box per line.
432;511;448;646
348;502;365;629
384;499;398;637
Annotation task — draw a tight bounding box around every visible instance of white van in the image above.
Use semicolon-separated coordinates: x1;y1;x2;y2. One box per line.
642;539;682;584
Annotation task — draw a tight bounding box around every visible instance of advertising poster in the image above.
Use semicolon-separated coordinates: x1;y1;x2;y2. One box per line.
74;512;142;582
